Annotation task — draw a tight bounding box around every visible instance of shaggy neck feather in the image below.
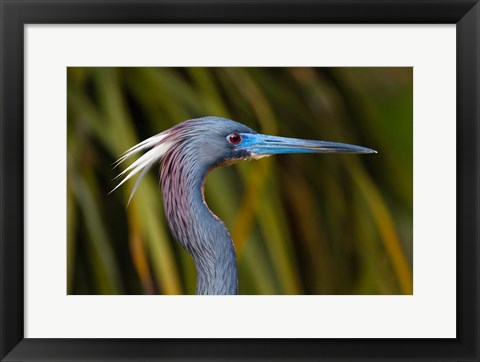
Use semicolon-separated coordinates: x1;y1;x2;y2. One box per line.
160;149;238;295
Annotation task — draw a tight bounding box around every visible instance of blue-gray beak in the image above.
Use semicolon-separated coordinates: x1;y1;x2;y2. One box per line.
238;133;377;155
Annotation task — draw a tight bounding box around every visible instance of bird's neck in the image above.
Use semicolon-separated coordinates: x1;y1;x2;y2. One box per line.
160;152;238;295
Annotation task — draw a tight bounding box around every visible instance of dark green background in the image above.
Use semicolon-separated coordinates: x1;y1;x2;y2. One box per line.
67;67;413;295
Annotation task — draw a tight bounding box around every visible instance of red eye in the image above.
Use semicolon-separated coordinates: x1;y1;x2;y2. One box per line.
228;133;242;145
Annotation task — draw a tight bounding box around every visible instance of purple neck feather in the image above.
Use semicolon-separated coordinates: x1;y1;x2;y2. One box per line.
160;145;238;295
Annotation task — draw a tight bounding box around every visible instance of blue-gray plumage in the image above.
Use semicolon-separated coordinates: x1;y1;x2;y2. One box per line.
114;116;376;295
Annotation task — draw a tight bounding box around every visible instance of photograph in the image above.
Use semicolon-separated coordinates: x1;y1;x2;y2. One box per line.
2;0;478;360
67;67;413;295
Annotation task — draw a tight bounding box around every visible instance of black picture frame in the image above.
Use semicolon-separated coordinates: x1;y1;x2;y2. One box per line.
1;1;478;361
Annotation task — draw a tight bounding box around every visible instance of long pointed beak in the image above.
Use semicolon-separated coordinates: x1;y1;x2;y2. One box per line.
238;133;377;155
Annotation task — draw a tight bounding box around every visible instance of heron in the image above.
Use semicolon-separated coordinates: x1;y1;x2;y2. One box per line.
113;116;376;295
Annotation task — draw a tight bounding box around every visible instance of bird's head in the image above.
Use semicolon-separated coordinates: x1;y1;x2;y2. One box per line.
112;116;376;202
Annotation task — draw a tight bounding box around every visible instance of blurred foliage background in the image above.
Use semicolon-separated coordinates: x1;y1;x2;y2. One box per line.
67;67;412;295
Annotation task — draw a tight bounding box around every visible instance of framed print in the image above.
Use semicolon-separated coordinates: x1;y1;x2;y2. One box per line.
0;0;479;361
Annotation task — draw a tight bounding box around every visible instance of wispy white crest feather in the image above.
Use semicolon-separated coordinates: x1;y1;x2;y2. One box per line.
113;132;168;168
111;132;173;204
